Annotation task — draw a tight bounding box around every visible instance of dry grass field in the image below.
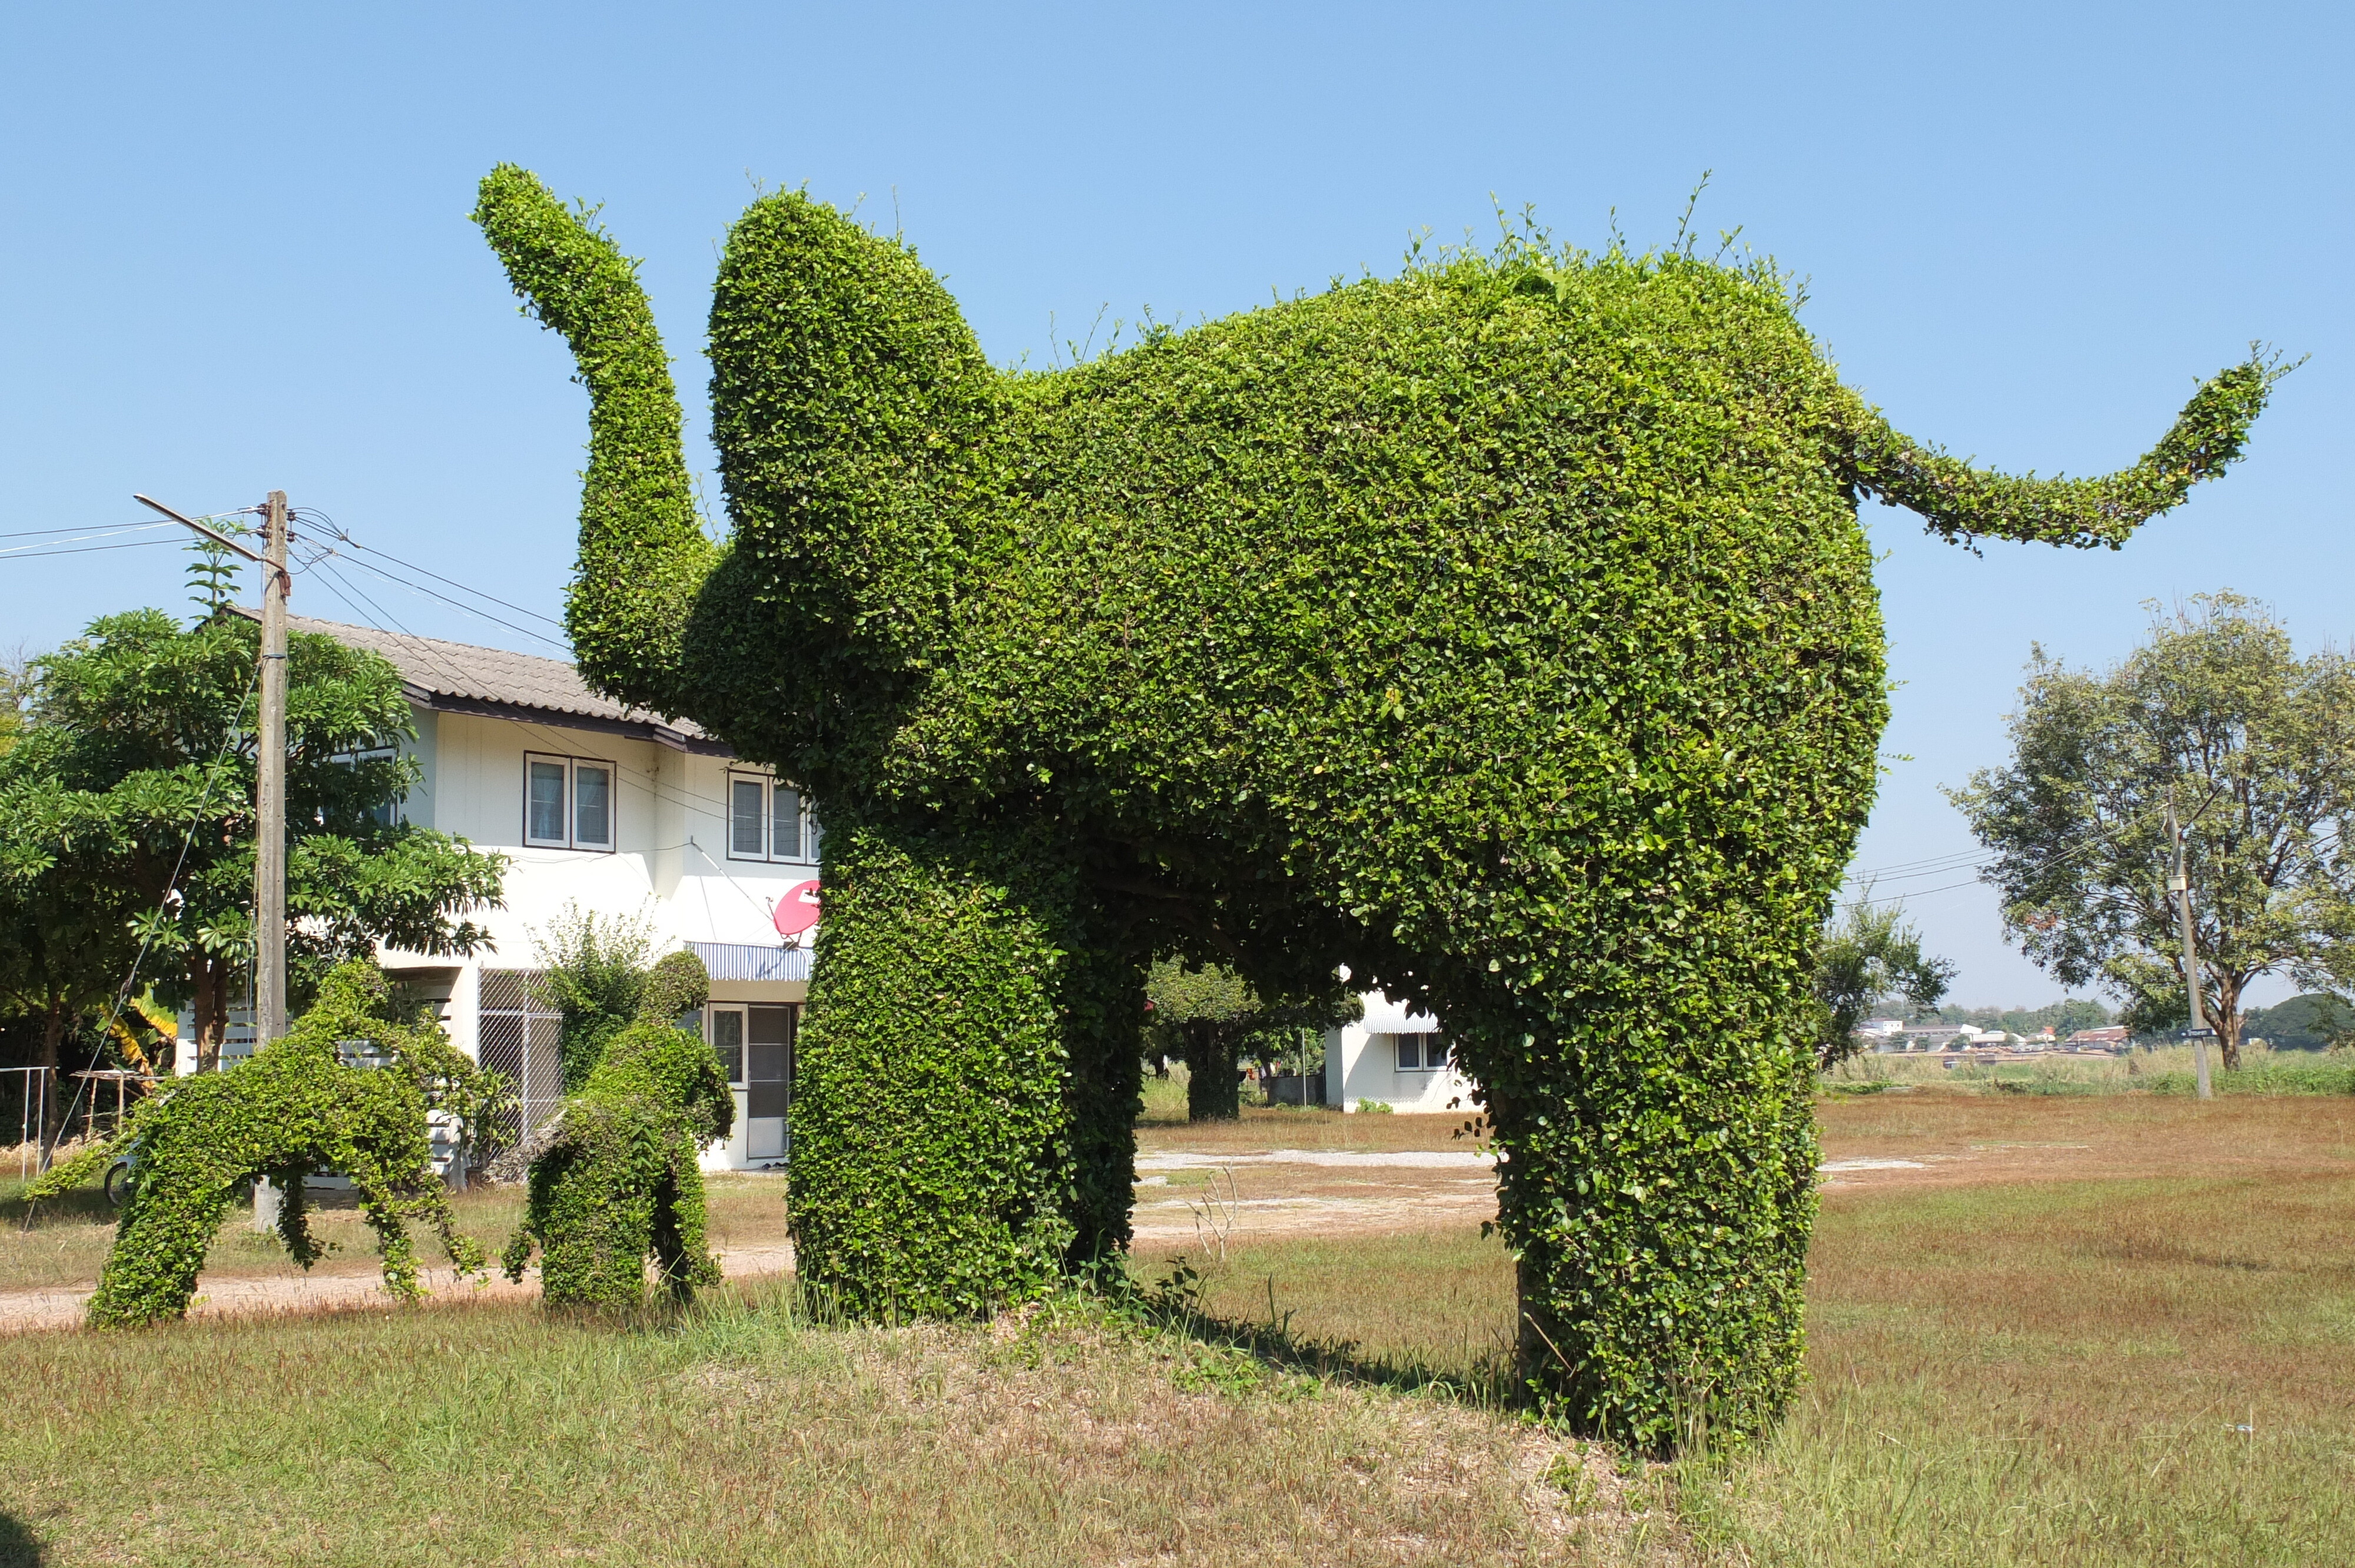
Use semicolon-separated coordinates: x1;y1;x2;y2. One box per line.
0;1086;2349;1564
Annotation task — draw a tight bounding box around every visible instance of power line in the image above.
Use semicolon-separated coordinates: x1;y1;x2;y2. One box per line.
2;540;180;562
0;520;181;542
1845;793;2189;909
296;510;564;630
325;549;571;652
298;552;774;829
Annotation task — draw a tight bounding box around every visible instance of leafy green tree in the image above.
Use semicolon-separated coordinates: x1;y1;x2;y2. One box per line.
1812;893;1955;1067
0;642;30;756
0;605;509;1074
1143;958;1358;1120
2242;993;2354;1049
1951;594;2355;1069
530;902;659;1091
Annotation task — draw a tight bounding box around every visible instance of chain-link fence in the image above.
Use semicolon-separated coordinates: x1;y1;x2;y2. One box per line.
476;969;563;1152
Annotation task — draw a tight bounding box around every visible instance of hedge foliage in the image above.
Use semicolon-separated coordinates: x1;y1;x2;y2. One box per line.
788;819;1142;1316
476;167;2268;1447
502;948;734;1309
55;961;500;1328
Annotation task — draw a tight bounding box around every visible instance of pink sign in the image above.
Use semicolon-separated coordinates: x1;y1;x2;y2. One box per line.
772;879;822;938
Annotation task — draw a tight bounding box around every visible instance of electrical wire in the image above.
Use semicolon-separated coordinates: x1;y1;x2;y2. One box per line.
294;509;563;630
326;549;572;652
1;539;183;562
1844;791;2200;910
297;554;772;830
287;545;734;824
0;520;183;542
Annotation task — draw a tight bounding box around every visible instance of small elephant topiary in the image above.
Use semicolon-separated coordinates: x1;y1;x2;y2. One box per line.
502;949;735;1308
44;960;496;1328
474;165;2272;1444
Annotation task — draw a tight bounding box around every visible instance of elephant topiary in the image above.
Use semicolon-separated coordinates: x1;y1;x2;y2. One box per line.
500;949;735;1308
473;165;2272;1445
39;960;497;1328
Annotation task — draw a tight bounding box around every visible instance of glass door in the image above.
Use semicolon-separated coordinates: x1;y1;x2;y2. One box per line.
746;1004;795;1160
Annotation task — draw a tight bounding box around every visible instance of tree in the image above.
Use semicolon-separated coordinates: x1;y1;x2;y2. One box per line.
0;604;509;1074
1950;595;2355;1069
0;642;30;756
1812;893;1955;1067
1143;959;1358;1121
529;902;657;1092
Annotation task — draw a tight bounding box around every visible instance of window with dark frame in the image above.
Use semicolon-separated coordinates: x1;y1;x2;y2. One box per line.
330;743;403;828
725;771;822;863
524;752;619;852
1395;1034;1449;1071
711;1007;745;1085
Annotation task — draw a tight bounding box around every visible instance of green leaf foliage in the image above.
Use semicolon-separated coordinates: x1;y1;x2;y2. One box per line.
475;167;2266;1449
502;948;736;1310
529;902;657;1092
0;602;507;1073
75;960;499;1328
786;819;1142;1317
1950;594;2355;1071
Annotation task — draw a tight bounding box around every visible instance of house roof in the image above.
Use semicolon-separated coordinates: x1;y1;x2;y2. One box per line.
241;607;731;756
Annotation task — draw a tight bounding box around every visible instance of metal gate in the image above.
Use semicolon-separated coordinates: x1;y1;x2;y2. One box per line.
476;969;564;1148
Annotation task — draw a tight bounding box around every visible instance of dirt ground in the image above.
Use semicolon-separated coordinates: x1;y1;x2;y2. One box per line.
4;1089;2349;1330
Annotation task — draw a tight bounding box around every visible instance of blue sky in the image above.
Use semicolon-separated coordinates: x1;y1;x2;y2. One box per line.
4;2;2347;1007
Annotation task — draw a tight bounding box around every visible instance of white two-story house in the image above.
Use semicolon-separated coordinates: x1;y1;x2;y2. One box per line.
191;612;822;1171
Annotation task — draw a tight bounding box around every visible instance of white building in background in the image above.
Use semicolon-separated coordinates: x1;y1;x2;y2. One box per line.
183;613;820;1172
1323;991;1477;1113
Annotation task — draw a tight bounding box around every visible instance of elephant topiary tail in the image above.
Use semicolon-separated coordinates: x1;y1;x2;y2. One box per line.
1848;352;2284;550
472;164;714;716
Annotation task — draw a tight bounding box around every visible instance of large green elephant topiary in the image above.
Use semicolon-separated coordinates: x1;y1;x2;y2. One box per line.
473;166;2271;1446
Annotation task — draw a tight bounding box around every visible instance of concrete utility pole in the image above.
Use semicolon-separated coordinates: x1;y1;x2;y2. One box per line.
255;491;290;1048
134;491;294;1226
2167;789;2214;1101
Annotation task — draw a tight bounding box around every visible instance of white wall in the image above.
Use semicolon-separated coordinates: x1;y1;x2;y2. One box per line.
1323;991;1477;1114
390;706;818;965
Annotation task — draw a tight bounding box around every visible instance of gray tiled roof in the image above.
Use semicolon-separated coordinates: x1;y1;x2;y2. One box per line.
250;608;727;755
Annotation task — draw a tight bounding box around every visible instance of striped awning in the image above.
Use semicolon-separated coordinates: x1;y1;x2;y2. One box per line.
689;940;812;984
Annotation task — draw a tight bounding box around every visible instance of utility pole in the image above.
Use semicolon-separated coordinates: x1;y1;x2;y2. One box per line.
2167;788;2214;1101
134;491;293;1225
255;491;290;1048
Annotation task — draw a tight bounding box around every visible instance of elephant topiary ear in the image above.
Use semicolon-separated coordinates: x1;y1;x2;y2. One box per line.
639;948;711;1022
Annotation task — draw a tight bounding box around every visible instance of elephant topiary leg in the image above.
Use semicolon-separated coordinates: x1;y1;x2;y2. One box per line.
85;1168;240;1328
1057;935;1147;1271
791;820;1097;1317
525;1122;662;1310
1478;998;1819;1453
